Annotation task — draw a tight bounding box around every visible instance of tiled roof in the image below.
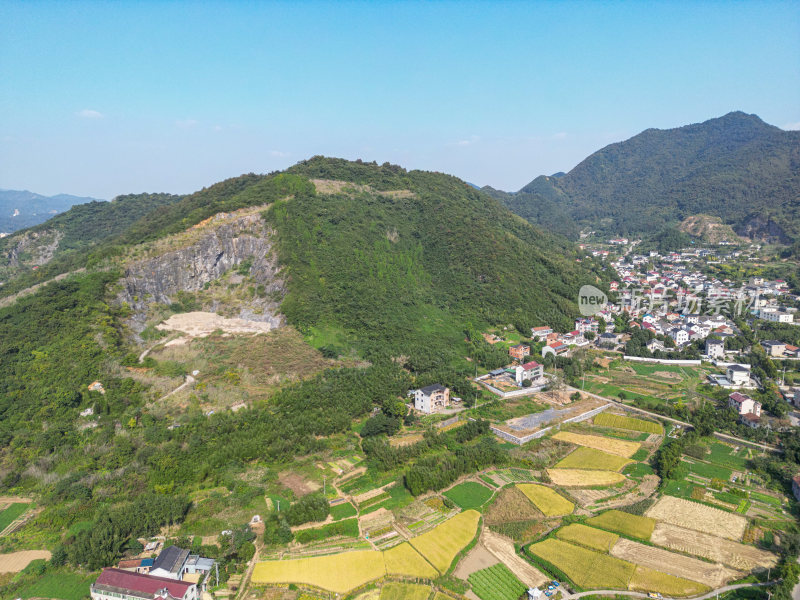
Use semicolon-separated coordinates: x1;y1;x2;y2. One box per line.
94;568;193;596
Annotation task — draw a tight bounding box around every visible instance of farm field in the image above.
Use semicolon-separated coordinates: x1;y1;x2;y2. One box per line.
13;571;97;600
553;431;640;457
707;442;749;470
379;582;431;600
0;550;51;573
383;542;438;578
482;530;548;587
594;412;663;434
468;563;526;600
586;510;656;540
484;486;543;525
409;509;481;573
443;481;494;510
0;503;29;533
646;496;747;541
554;447;632;471
650;523;777;570
330;501;358;520
686;459;732;481
547;469;625;487
556;523;618;551
527;538;635;589
515;484;573;516
252;550;387;593
610;538;742;587
294;518;360;544
628;566;710;597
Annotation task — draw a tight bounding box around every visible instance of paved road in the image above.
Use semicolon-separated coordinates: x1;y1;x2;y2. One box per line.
562;581;775;600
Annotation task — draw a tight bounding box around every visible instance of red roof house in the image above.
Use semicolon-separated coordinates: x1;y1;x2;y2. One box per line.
92;568;196;599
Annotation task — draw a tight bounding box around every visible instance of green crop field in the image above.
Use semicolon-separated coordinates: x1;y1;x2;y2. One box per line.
750;491;783;506
443;481;494;509
15;571;97;600
555;447;632;471
686;460;732;481
330;501;358;520
594;412;664;435
468;563;526;600
707;443;748;470
0;502;29;532
294;518;360;544
623;462;655;479
585;509;656;540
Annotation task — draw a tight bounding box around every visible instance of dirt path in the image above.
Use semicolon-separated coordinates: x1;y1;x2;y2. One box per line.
0;268;85;309
482;530;548;587
154;375;195;403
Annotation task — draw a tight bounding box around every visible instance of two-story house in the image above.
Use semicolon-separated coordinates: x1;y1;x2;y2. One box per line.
509;343;530;361
413;384;450;414
728;392;761;416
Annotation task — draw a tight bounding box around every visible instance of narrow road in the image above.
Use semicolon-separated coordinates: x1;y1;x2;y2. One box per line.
0;268;86;309
155;375;195;403
563;581;774;600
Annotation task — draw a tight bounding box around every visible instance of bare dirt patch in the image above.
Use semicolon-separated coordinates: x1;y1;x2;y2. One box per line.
610;538;742;587
484;486;543;524
652;371;682;380
278;472;320;497
390;434;424;447
0;550;51;573
454;541;498;580
482;530;548;587
157;311;278;337
650;523;777;571
646;495;747;541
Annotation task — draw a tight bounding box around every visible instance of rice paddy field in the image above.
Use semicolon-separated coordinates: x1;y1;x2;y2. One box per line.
556;523;619;551
515;484;574;516
527;538;636;589
552;431;641;458
646;496;747;541
554;447;633;471
593;412;664;435
252;550;387;593
443;481;494;510
585;510;656;540
379;582;431;600
628;566;710;597
383;542;439;578
547;469;626;487
409;509;481;573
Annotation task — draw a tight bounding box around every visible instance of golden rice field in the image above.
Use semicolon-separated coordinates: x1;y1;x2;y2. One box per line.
516;484;574;516
629;566;711;597
409;509;481;573
380;582;431;600
553;431;641;458
554;446;633;471
383;542;438;578
556;523;619;552
252;550;386;594
646;496;747;541
586;509;656;540
528;538;635;589
594;412;664;435
547;469;626;487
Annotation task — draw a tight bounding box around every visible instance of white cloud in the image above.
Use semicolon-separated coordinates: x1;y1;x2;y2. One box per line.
782;121;800;131
552;132;568;140
77;109;104;119
451;135;480;147
176;119;198;129
270;150;289;157
214;125;223;132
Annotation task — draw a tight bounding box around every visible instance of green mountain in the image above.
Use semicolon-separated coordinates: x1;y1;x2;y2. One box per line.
496;112;800;242
0;189;104;233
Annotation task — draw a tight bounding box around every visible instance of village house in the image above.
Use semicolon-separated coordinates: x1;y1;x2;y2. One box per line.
646;339;665;353
574;318;599;334
728;392;761;417
515;361;544;385
762;340;786;357
150;546;190;580
597;332;619;347
118;558;154;574
508;343;530;361
530;326;553;340
542;342;569;358
726;365;751;387
91;568;198;600
413;384;451;414
705;338;725;359
741;412;761;428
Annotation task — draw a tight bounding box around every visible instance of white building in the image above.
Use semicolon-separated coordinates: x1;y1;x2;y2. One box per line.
726;365;751;387
759;308;794;323
705;338;725;359
515;361;544;385
728;392;761;417
413;384;450;414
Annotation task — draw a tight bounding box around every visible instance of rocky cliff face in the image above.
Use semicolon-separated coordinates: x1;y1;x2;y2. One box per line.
2;229;63;269
117;213;284;331
735;214;790;244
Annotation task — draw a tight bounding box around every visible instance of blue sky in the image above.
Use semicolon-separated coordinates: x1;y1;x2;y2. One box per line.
1;1;799;199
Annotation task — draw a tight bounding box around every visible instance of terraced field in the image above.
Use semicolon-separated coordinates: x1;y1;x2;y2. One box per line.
553;431;641;457
547;469;626;487
516;484;574;516
586;510;656;540
555;446;633;471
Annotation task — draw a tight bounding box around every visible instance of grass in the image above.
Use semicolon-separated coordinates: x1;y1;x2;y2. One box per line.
708;442;749;470
14;571;97;600
553;430;641;458
547;469;626;487
555;447;633;471
409;509;481;573
383;542;439;578
556;523;619;552
585;510;656;540
629;565;711;597
528;538;636;589
594;412;664;435
380;582;431;600
0;503;29;532
631;448;650;461
443;481;494;510
686;460;732;482
623;462;655;479
516;484;574;516
330;501;358;520
468;563;527;600
294;518;360;544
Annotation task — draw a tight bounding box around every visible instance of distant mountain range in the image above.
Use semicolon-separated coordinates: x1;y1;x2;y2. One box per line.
489;112;800;243
0;189;104;233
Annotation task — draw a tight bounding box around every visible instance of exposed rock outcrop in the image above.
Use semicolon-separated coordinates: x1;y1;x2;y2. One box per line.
2;229;63;268
735;214;790;244
117;213;284;331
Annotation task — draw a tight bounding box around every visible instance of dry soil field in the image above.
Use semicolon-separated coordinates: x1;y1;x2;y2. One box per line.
0;550;51;573
645;496;747;541
482;530;548;587
610;538;742;587
650;523;777;570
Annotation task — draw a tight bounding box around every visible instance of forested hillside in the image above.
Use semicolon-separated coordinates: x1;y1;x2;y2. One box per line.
0;190;101;233
497;112;800;242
